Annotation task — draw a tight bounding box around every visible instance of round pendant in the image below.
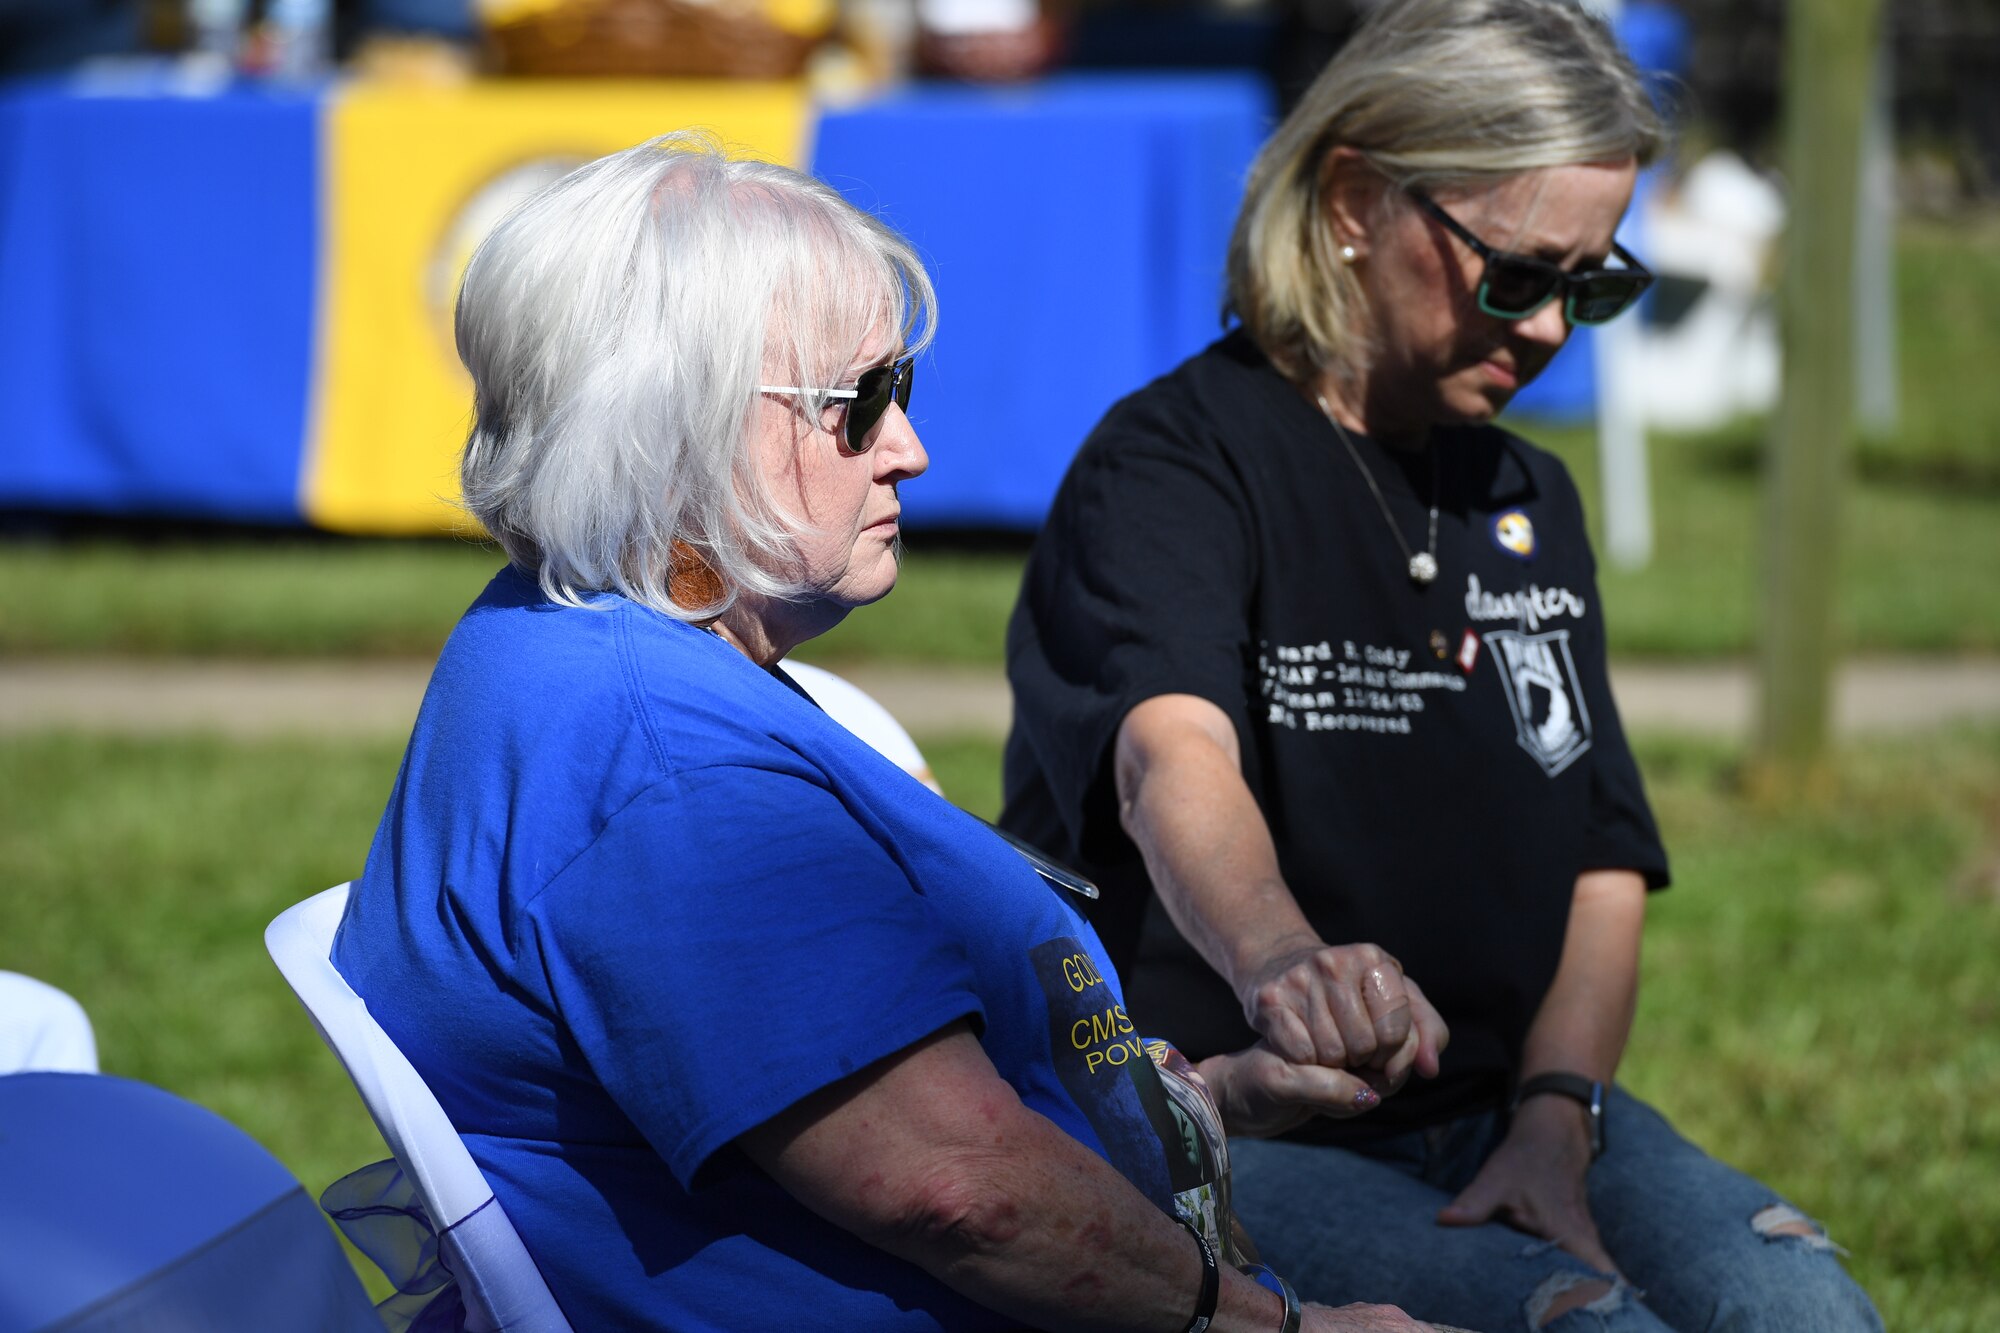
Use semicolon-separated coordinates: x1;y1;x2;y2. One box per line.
1408;551;1439;586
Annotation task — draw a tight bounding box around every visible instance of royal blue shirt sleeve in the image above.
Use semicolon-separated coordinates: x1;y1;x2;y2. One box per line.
524;762;986;1189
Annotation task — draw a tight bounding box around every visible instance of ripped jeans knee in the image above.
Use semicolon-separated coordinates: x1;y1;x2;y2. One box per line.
1526;1271;1636;1329
1749;1202;1845;1254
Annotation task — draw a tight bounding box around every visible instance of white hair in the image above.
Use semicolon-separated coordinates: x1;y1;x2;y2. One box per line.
455;132;937;618
1227;0;1667;384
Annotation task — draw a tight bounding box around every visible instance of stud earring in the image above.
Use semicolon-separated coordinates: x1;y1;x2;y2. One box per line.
1339;244;1358;265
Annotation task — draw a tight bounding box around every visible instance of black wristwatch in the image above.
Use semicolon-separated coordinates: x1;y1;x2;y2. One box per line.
1512;1072;1606;1160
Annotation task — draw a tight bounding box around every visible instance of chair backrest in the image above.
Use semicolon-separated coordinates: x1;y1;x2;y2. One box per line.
266;884;574;1333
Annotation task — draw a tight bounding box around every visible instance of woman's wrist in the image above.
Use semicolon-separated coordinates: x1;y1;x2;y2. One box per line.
1239;1265;1302;1333
1207;1265;1290;1333
1178;1219;1218;1332
1507;1085;1595;1158
1225;925;1321;999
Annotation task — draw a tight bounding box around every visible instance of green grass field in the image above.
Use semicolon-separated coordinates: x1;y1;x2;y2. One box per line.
3;727;1996;1326
1527;417;2000;658
3;419;1996;664
1882;214;2000;485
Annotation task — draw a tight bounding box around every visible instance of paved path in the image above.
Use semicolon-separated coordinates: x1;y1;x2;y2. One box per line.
4;657;2000;740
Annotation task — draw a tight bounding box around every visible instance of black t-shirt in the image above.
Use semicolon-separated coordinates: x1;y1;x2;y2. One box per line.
1001;330;1669;1141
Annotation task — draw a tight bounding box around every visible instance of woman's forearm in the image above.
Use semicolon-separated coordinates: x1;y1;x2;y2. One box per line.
1434;871;1646;1268
1113;694;1447;1082
1114;694;1318;988
1517;869;1647;1084
739;1023;1286;1333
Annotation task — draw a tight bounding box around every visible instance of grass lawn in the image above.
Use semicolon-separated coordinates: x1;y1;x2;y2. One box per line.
0;537;1029;666
3;426;1996;664
0;538;508;659
2;726;1996;1325
1526;417;2000;657
1883;213;2000;484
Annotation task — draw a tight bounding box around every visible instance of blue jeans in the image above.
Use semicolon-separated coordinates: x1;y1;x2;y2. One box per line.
1228;1087;1881;1332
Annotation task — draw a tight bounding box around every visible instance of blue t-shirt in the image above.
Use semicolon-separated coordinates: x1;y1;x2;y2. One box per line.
334;567;1191;1331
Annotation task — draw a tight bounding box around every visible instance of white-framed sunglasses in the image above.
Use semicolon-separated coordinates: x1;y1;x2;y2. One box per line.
758;357;915;455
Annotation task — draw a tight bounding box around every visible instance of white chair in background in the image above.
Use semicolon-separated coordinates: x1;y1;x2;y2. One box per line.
0;971;99;1074
781;659;943;794
265;883;574;1333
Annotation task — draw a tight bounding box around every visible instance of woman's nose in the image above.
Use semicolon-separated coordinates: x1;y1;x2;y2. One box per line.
1513;297;1572;350
873;404;929;481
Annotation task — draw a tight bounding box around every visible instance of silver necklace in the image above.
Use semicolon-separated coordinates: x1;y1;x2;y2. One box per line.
1316;394;1439;587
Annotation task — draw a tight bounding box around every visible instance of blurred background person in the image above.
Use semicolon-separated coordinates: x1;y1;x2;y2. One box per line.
1001;2;1884;1329
356;0;471;37
0;0;139;76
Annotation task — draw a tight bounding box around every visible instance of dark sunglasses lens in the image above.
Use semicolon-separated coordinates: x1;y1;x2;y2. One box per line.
1568;275;1648;326
1480;259;1561;318
843;361;914;453
843;366;894;453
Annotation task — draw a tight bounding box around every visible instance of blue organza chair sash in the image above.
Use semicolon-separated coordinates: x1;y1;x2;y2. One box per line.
323;1158;469;1333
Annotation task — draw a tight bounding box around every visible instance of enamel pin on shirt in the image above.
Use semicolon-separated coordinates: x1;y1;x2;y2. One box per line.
1492;509;1536;560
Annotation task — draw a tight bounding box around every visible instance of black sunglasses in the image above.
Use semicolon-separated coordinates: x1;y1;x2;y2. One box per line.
758;356;915;454
1407;191;1652;326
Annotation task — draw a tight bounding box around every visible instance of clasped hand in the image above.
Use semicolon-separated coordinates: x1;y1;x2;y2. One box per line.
1237;939;1448;1113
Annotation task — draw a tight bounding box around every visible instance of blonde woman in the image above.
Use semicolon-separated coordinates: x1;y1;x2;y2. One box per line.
1002;2;1882;1329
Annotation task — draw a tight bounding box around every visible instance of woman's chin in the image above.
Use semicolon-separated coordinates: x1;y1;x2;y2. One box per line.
1441;386;1508;426
837;553;904;609
1438;359;1536;425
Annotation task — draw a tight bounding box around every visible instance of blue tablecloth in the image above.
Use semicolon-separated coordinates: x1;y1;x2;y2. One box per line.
817;76;1272;527
0;78;320;525
0;71;1277;530
1;57;1663;531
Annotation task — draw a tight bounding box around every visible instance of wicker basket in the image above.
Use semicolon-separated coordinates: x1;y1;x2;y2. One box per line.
486;0;826;79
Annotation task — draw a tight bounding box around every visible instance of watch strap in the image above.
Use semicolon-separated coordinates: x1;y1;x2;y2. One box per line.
1512;1072;1606;1159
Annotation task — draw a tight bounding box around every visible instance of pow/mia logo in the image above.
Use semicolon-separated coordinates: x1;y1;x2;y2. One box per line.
1484;628;1592;776
1492;509;1536;560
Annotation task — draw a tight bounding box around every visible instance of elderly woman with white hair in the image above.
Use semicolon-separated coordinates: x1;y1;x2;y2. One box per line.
1001;2;1883;1330
333;136;1435;1333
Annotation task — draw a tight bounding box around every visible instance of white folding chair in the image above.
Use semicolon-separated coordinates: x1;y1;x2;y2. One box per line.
0;971;99;1074
780;660;944;794
266;884;574;1333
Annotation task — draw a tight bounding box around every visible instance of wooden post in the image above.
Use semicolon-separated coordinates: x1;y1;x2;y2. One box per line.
1854;45;1900;436
1752;0;1884;797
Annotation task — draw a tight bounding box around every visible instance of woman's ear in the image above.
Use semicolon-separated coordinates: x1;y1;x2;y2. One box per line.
1317;146;1385;261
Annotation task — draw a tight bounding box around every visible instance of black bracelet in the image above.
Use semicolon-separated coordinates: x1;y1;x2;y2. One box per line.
1241;1263;1302;1333
1512;1071;1607;1160
1179;1218;1219;1333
